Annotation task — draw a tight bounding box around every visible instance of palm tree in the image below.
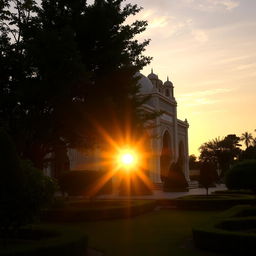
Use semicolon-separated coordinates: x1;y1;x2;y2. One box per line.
241;132;253;148
252;137;256;147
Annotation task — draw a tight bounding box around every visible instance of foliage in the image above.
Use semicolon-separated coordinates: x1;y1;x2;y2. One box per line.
189;154;200;169
163;158;188;192
0;129;56;234
199;161;218;195
199;134;241;177
174;194;255;210
241;132;253;148
0;0;152;169
240;146;256;160
59;170;112;196
225;160;256;191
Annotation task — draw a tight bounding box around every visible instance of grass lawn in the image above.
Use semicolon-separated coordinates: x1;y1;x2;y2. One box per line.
64;209;225;256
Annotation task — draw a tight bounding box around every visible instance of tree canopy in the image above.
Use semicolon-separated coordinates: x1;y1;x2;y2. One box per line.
0;0;152;168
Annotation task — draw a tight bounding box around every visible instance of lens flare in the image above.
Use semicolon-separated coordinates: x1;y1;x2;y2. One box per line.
118;149;138;169
121;153;134;165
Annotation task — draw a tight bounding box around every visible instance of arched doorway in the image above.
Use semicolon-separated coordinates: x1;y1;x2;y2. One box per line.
160;131;172;181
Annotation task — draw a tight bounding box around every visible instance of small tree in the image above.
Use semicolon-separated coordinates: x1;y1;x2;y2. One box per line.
199;161;217;195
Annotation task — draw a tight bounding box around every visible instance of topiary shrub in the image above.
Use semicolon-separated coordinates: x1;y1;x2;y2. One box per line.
225;160;256;191
0;129;56;235
59;170;112;196
163;159;188;192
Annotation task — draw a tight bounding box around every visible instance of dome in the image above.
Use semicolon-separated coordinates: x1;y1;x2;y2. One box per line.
136;72;154;94
164;76;173;87
148;69;158;80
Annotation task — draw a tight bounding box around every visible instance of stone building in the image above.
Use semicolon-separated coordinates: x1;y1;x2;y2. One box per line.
138;70;189;184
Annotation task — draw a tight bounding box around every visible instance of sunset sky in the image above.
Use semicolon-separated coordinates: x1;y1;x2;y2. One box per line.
128;0;256;156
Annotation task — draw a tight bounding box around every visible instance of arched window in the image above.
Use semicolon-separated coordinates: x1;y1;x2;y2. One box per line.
165;89;170;97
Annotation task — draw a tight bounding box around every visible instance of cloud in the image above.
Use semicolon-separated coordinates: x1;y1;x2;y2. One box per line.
215;55;252;65
191;29;208;43
185;98;221;107
182;0;240;12
236;63;256;71
180;88;232;98
178;88;234;107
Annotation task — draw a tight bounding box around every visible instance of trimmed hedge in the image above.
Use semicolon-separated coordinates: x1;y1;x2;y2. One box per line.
225;160;256;191
172;195;255;210
193;205;256;255
59;170;112;196
42;200;156;222
119;174;153;196
213;189;254;195
0;225;87;256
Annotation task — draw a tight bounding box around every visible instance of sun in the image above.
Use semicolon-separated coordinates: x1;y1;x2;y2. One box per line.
121;153;135;165
118;149;138;169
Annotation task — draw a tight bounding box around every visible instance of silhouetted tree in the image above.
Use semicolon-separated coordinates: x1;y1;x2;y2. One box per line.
199;137;221;164
240;146;256;160
0;0;152;168
241;132;253;148
189;154;200;170
199;135;241;178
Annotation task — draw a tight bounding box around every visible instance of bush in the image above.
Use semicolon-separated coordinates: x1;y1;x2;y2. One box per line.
225;160;256;191
173;194;255;210
163;160;188;192
0;129;56;234
59;170;112;196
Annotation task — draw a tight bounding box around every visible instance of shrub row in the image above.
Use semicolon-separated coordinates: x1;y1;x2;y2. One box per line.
42;200;156;222
59;170;112;196
157;195;255;210
0;225;87;256
119;174;153;196
193;205;256;255
177;195;255;210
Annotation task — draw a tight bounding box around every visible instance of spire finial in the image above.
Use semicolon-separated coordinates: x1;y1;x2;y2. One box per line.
167;76;169;81
151;68;153;74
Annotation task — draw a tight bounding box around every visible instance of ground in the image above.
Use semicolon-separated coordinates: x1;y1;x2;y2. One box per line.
65;209;225;256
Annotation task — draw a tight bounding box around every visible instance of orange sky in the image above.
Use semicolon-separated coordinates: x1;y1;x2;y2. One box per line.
127;0;256;156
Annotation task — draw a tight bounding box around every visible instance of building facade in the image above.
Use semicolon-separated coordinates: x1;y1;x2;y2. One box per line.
138;70;189;183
